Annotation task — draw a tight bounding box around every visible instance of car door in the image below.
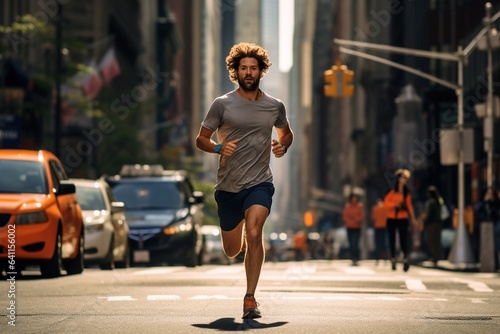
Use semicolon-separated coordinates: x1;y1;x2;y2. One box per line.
49;160;80;257
104;182;128;255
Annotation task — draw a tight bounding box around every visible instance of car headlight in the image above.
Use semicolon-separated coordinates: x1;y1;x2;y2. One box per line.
86;222;105;232
85;215;107;233
16;211;48;225
163;218;193;235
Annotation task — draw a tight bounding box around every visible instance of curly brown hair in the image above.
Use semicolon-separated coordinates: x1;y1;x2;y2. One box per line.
225;42;272;84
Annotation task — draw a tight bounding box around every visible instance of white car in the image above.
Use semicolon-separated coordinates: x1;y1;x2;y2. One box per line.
71;178;130;270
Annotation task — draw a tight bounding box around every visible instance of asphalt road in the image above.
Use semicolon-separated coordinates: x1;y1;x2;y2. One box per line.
1;260;499;333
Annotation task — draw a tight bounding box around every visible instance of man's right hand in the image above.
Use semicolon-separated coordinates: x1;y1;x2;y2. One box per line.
220;138;240;157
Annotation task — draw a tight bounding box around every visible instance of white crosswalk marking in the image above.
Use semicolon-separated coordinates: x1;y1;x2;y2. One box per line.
134;268;182;275
100;296;137;301
106;264;496;305
147;295;180;300
405;279;427;291
453;278;494;292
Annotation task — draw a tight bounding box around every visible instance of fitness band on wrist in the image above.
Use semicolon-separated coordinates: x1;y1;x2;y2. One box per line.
215;144;223;154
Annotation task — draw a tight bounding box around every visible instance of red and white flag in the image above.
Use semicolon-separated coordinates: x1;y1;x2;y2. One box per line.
99;47;121;85
81;61;103;99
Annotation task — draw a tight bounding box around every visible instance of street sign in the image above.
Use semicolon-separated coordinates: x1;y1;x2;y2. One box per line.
439;128;474;165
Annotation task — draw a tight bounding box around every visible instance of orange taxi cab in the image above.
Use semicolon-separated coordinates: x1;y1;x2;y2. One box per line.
0;149;84;277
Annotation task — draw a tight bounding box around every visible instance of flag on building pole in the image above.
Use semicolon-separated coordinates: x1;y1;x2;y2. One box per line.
82;60;104;99
99;47;121;85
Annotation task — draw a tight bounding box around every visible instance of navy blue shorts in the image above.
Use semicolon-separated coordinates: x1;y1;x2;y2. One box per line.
214;182;275;231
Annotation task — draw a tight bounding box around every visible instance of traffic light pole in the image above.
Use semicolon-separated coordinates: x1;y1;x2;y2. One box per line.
333;4;499;264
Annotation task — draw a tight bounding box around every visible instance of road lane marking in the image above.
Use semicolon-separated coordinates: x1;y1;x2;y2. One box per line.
406;297;447;302
134;268;182;275
190;295;232;299
100;296;137;301
468;298;488;303
405;279;427;291
98;295;487;304
343;267;376;275
452;278;493;292
205;267;245;275
147;295;180;300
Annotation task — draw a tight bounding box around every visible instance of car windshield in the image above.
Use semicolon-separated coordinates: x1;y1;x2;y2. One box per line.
75;186;106;210
111;181;185;210
0;160;47;194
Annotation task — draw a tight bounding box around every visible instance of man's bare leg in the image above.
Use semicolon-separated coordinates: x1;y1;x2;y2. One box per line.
243;204;268;295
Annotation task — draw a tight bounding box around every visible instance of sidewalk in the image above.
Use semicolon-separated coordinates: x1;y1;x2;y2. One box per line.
416;259;482;272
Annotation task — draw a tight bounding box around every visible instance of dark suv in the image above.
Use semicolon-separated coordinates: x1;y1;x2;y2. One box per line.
104;165;205;267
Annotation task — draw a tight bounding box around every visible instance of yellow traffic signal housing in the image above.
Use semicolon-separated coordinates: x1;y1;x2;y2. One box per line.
304;210;314;227
324;68;341;97
342;68;354;97
324;61;355;98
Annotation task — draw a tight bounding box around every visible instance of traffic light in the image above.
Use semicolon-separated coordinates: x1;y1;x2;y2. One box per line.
324;68;341;98
323;61;355;98
342;67;354;97
304;210;314;228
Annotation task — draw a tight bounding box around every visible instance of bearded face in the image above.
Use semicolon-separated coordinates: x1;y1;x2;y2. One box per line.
237;57;261;91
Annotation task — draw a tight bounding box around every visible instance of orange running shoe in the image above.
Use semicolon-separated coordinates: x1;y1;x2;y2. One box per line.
242;295;261;319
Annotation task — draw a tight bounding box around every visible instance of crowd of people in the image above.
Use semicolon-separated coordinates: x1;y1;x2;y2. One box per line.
339;169;500;272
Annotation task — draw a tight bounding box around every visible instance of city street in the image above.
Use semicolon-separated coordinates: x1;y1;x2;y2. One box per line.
1;260;499;333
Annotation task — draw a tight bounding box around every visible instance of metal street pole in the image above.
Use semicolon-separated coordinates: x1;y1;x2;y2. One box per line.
447;47;476;265
485;2;494;188
55;3;62;157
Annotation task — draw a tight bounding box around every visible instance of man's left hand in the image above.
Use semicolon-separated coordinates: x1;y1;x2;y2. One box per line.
271;139;287;158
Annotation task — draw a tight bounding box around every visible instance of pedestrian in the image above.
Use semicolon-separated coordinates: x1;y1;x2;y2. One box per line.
342;193;364;266
383;169;419;272
421;186;443;266
293;230;307;261
195;42;294;319
371;198;388;265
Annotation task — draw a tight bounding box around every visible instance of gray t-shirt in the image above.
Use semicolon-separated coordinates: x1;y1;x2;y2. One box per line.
201;90;289;192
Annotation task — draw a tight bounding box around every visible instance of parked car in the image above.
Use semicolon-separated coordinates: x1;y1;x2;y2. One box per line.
266;231;295;262
201;225;233;265
0;149;84;278
104;164;205;267
71;178;130;270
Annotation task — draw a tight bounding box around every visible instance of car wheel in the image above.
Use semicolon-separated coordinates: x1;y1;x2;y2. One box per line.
184;251;197;267
41;228;63;278
99;237;115;270
65;231;85;275
184;232;199;267
197;242;205;266
115;241;130;269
